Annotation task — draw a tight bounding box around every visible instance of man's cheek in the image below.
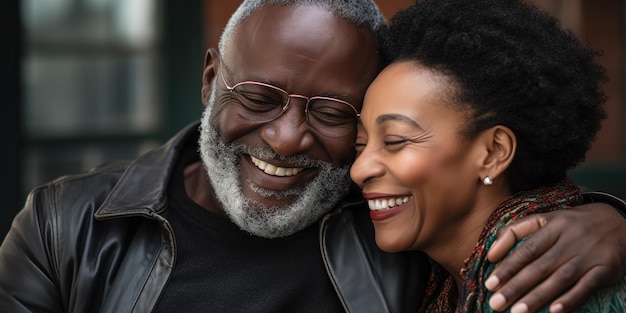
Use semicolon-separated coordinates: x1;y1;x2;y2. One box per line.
331;133;358;166
209;105;256;143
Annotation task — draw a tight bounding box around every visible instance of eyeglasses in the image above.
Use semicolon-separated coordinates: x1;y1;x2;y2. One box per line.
220;64;360;137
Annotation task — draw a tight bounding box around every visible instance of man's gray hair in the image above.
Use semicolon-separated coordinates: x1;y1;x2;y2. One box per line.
218;0;388;54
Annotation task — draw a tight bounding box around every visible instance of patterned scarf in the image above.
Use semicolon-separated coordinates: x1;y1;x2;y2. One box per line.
418;178;583;313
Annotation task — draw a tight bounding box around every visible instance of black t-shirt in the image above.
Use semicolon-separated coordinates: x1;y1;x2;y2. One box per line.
154;143;344;312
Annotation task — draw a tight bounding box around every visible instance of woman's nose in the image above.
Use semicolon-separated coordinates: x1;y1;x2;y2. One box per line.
350;145;384;187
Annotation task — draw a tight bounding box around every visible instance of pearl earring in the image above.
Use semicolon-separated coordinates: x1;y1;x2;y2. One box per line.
482;176;493;186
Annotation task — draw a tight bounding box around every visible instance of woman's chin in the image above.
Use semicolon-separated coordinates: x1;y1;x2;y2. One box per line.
375;233;409;253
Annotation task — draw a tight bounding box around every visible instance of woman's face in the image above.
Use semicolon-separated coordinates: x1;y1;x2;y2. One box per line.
350;61;485;254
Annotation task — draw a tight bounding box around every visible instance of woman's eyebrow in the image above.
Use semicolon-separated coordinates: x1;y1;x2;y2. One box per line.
376;113;423;131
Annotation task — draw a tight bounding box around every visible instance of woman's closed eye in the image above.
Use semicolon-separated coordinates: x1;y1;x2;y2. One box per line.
354;136;412;151
384;138;408;146
383;135;413;149
384;133;430;151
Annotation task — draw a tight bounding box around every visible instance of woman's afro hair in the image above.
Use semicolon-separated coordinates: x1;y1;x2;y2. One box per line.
386;0;608;192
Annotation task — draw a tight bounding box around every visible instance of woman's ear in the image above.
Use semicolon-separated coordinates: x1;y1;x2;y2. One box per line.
479;125;516;181
201;48;221;107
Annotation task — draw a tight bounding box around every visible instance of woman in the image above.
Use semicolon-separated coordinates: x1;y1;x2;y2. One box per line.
350;0;626;312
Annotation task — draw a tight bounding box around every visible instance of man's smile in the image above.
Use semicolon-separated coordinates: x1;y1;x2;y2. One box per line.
250;156;305;177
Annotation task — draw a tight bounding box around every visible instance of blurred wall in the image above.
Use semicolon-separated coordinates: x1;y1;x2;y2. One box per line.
1;0;21;241
2;0;204;240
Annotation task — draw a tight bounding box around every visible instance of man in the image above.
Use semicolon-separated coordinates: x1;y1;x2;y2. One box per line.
1;1;625;312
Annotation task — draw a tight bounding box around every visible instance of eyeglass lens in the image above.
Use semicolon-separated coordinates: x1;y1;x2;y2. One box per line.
229;82;358;137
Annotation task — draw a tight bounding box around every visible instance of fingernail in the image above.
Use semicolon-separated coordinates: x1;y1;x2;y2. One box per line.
550;303;564;313
485;276;500;290
489;293;507;311
511;303;529;313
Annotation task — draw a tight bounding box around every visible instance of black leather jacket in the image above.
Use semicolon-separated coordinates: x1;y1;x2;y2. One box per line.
0;123;429;313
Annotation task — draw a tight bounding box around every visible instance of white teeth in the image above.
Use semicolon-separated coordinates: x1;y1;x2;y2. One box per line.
250;156;304;177
368;196;411;211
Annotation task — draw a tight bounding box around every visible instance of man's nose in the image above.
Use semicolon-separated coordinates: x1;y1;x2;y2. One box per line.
260;98;315;156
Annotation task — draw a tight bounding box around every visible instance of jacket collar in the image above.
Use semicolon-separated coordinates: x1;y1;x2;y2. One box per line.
95;122;200;219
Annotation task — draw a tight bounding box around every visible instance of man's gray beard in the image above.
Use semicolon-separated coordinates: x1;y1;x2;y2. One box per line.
198;90;351;238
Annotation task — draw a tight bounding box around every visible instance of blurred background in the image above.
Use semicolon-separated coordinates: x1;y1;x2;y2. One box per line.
1;0;625;239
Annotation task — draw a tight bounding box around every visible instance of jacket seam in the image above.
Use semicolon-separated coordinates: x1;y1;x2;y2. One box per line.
581;191;626;219
319;209;350;312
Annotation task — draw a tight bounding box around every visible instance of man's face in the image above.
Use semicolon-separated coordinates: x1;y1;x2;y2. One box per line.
199;5;381;237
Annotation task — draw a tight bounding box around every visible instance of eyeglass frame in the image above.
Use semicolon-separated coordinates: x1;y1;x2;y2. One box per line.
219;63;361;126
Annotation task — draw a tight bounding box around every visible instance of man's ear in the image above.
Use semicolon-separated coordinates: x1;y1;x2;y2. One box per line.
479;125;516;182
201;48;221;107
